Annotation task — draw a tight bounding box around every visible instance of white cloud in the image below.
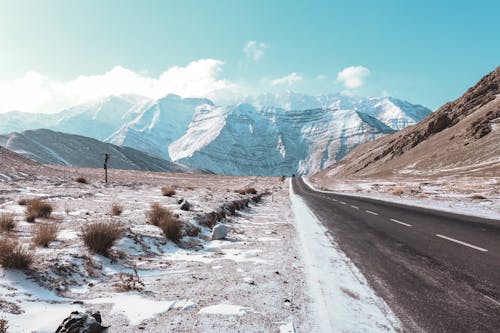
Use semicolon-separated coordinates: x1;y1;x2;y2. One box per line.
316;74;327;80
336;66;370;89
271;72;303;87
243;40;269;61
0;59;236;113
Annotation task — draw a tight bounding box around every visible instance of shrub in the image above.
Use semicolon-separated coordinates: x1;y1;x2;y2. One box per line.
390;187;404;196
161;187;176;197
470;194;486;200
146;203;183;241
111;202;123;216
32;223;59;247
0;238;33;269
25;199;53;222
0;318;8;333
76;176;88;184
17;198;31;206
236;188;257;195
159;215;183;242
81;221;123;255
115;267;144;292
0;213;16;232
147;203;169;226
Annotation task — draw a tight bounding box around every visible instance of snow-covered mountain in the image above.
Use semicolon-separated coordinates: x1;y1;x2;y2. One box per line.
107;94;213;159
169;103;397;175
0;92;431;175
0;129;208;174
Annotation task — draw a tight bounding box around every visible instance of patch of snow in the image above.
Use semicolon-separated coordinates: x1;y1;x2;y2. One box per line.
198;304;252;315
290;180;401;332
86;293;178;325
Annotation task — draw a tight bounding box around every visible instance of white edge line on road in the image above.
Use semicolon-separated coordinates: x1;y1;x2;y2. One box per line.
485;295;500;307
365;210;379;216
389;218;412;227
436;234;488;252
350;205;359;209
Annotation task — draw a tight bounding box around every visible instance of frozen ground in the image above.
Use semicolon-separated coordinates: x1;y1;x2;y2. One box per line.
0;164;410;332
307;176;500;220
0;168;313;332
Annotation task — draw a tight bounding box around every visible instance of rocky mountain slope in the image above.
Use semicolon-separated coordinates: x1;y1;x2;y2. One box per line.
314;65;500;180
0;129;207;174
169;103;397;175
0;93;431;175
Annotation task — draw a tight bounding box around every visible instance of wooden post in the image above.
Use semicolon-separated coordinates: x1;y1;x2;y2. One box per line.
104;153;110;184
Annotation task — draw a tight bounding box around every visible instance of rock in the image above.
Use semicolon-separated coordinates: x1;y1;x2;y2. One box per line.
56;311;109;333
180;200;190;211
211;224;227;240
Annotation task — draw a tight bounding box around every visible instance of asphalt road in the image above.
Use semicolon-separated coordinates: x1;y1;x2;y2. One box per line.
292;177;500;333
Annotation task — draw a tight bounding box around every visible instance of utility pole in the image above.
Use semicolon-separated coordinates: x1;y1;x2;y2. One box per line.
104;153;110;184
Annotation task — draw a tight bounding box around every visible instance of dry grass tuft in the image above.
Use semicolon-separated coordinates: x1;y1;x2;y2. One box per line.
81;221;123;255
390;187;405;196
470;194;487;200
17;198;31;206
147;203;183;241
32;223;59;247
0;238;33;269
25;199;53;222
0;213;16;232
115;267;144;292
147;203;169;226
0;318;8;333
161;187;176;197
111;202;123;216
236;187;257;195
75;176;88;184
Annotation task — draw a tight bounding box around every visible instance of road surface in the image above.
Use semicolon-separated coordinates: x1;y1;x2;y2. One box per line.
292;177;500;332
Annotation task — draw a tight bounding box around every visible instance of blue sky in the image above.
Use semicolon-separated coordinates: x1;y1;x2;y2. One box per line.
0;0;499;113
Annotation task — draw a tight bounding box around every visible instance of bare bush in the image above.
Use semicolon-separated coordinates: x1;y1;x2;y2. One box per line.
0;213;16;232
236;187;257;195
390;187;405;196
0;318;8;333
75;176;88;184
17;198;31;206
115;266;144;292
32;223;59;247
111;202;123;216
81;221;123;255
147;203;169;226
25;199;53;222
159;215;183;242
161;187;176;197
146;203;183;241
0;238;33;269
470;194;487;200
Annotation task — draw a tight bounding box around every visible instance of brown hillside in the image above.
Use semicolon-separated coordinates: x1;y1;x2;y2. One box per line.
314;66;500;180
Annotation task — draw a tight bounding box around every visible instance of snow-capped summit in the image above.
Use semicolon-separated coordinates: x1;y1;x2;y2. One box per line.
0;92;431;175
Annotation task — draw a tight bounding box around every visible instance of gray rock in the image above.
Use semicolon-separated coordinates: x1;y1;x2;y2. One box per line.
180;200;190;211
56;310;108;333
211;224;227;240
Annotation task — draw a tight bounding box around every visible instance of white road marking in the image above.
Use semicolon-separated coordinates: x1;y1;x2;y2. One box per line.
340;201;346;205
389;218;412;227
436;234;488;252
485;295;500;307
365;210;379;216
350;205;359;209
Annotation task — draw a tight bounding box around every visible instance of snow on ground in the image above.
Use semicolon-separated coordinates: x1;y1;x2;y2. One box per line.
0;169;313;332
289;180;401;332
306;177;500;220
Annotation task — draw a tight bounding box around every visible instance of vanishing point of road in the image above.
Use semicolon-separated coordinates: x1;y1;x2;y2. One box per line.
293;177;500;332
